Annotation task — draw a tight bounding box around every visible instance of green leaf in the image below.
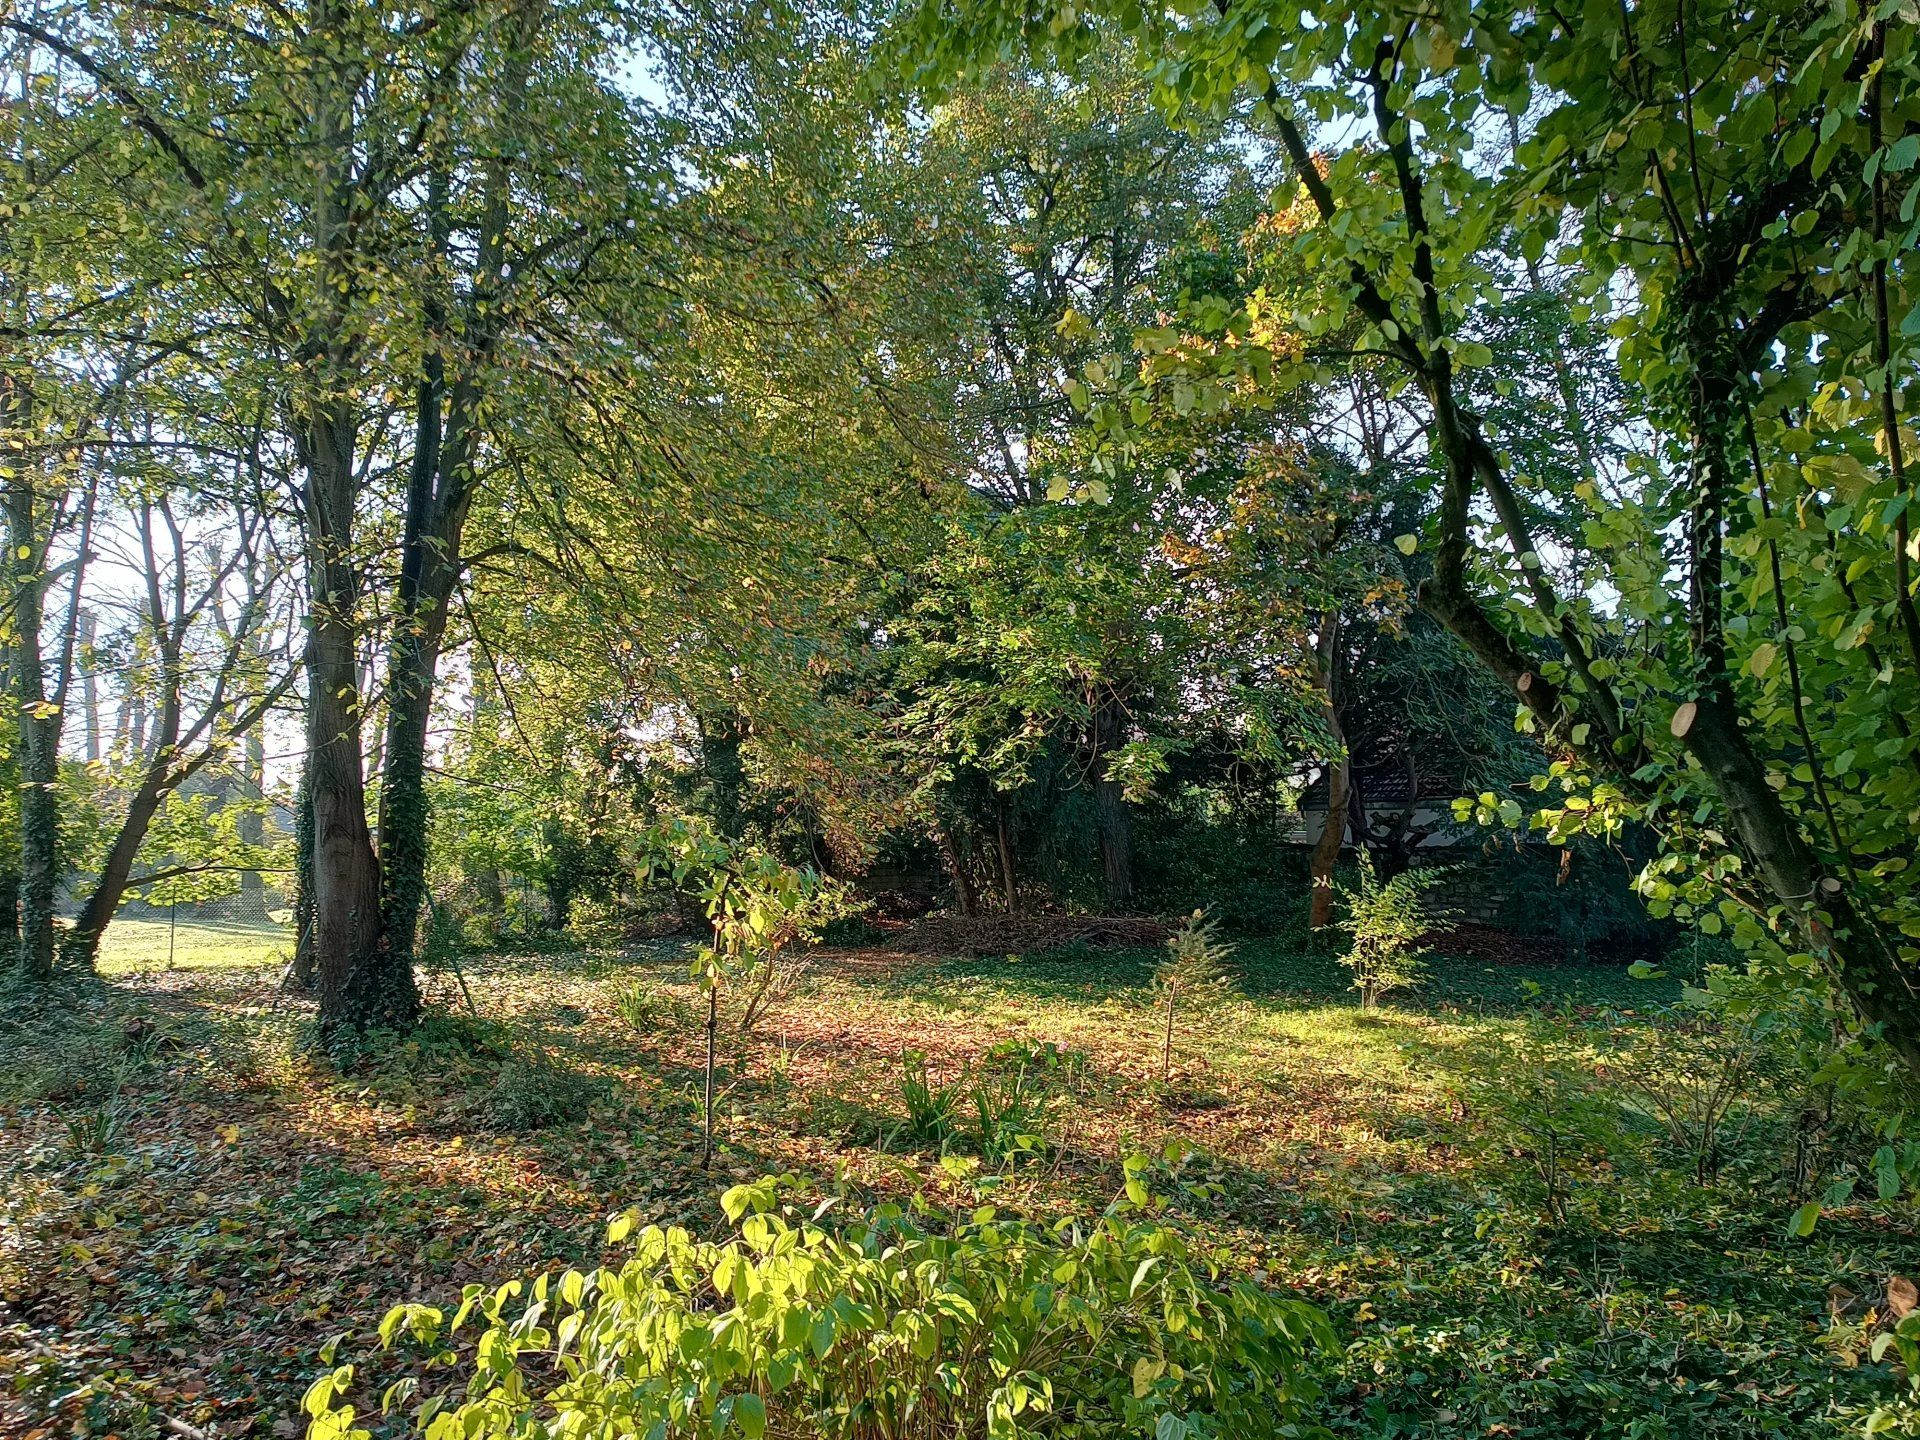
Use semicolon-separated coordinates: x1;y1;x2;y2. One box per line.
734;1393;767;1439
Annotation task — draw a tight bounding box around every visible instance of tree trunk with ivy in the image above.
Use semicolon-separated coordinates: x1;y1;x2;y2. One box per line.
5;376;60;982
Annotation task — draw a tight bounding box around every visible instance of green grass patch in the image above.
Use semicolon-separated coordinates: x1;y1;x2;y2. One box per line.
93;916;293;975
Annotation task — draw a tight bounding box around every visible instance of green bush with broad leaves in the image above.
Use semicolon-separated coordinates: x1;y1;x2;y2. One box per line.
303;1169;1336;1440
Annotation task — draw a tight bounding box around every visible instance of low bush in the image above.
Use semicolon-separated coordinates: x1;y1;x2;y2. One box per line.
613;977;694;1034
485;1054;610;1132
897;1049;963;1144
306;1175;1335;1440
1456;1005;1632;1225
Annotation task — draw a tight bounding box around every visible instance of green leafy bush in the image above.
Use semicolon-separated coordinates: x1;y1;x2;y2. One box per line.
305;1176;1335;1440
485;1055;610;1132
965;1067;1051;1165
1457;1005;1630;1226
613;978;694;1034
893;1044;1070;1165
896;1049;963;1144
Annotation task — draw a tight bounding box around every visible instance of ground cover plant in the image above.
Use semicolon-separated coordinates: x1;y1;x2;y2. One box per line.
4;919;1917;1439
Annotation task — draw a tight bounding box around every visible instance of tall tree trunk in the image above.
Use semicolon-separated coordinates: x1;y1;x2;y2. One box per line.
302;405;415;1032
995;797;1017;912
1091;695;1134;908
1308;618;1347;930
376;75;520;963
236;725;266;919
5;377;59;981
78;609;100;763
379;636;440;961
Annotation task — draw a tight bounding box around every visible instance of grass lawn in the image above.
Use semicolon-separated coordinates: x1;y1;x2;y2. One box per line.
1;927;1910;1439
93;917;294;976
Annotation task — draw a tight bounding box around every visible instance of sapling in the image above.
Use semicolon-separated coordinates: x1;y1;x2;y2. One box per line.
1337;854;1442;1012
1153;909;1235;1084
638;818;852;1167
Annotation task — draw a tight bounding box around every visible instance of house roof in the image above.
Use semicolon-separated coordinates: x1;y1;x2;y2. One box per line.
1298;759;1461;809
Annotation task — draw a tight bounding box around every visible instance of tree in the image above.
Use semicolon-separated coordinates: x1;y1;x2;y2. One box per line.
62;486;296;967
896;0;1920;1092
0;17;144;977
22;0;693;1030
641;817;852;1166
1153;908;1234;1082
1337;854;1437;1012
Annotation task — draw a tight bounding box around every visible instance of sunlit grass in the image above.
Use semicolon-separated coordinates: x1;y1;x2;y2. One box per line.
94;916;293;975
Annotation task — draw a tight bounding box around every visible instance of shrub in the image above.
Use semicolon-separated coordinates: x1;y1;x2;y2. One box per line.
1336;856;1441;1011
893;1045;1069;1165
485;1055;610;1132
305;1177;1335;1440
1601;995;1786;1187
613;978;693;1035
1458;1006;1629;1225
965;1066;1051;1165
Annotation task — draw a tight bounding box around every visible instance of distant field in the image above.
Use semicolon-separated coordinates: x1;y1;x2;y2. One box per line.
93;916;293;975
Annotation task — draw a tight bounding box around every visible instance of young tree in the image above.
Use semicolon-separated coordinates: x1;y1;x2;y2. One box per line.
1337;855;1437;1012
640;817;851;1167
1153;908;1235;1082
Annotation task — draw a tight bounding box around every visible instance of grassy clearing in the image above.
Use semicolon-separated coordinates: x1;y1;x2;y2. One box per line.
94;917;294;976
0;930;1910;1439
